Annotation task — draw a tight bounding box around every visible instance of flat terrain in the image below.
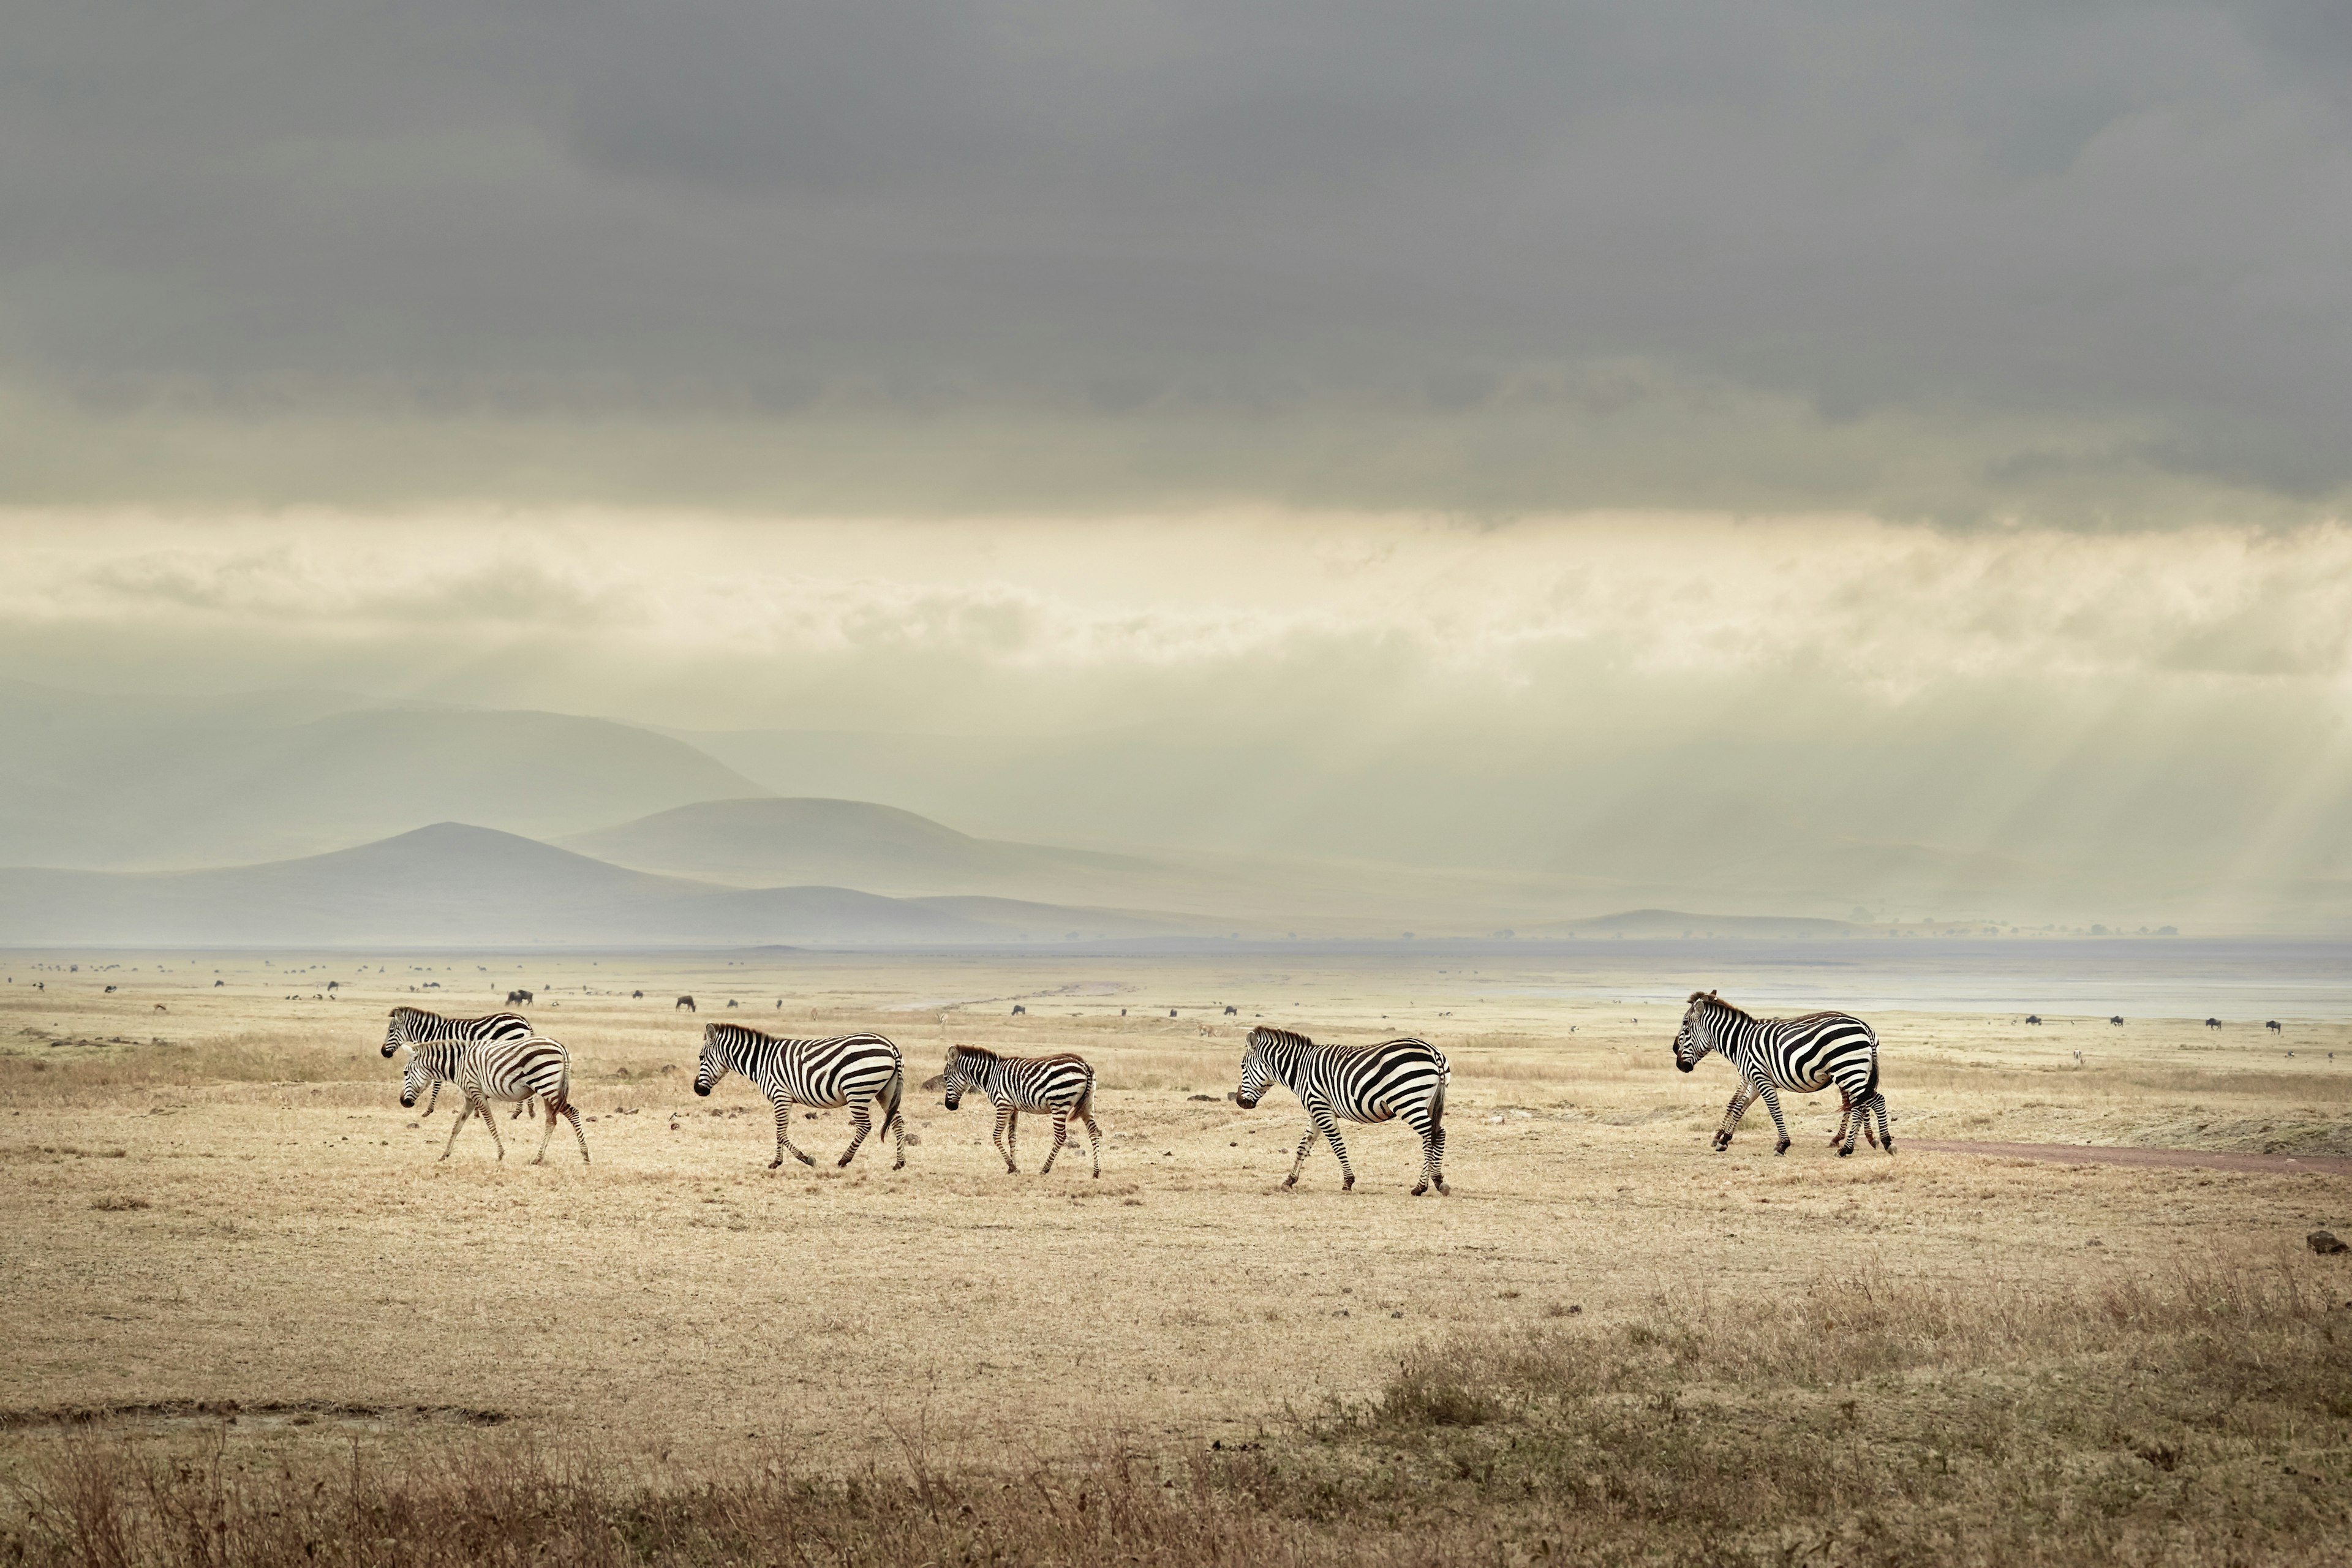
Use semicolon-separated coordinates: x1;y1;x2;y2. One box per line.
3;948;2349;1562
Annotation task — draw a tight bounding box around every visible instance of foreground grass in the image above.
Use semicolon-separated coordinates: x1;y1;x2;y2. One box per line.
8;1261;2346;1567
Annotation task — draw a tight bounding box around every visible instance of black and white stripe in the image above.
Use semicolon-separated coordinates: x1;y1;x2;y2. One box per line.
1673;989;1892;1156
1234;1026;1451;1195
398;1033;589;1164
939;1044;1102;1177
382;1005;535;1117
695;1025;906;1171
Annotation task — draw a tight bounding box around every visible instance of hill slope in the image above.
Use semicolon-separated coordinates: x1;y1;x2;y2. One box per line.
0;823;1196;947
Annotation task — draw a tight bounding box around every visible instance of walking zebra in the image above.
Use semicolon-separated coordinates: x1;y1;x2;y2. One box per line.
382;1005;537;1117
1673;990;1891;1156
694;1025;905;1170
938;1044;1102;1177
398;1033;588;1164
1233;1026;1450;1196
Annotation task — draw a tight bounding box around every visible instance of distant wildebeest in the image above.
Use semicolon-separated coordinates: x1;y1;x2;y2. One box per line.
676;995;696;1012
213;980;223;987
1011;1005;1026;1016
2206;1017;2222;1030
1224;1005;1238;1016
2267;1020;2283;1034
2110;1016;2124;1026
1169;1009;1177;1018
2024;1014;2041;1025
631;990;644;998
326;981;338;991
104;985;115;993
726;999;739;1008
506;989;534;1006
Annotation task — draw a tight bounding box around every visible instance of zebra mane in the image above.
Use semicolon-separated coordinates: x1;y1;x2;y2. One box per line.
1248;1025;1314;1050
1689;990;1754;1020
388;1005;440;1023
949;1044;1000;1061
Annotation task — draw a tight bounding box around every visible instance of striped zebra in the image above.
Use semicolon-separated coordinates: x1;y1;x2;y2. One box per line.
1673;990;1891;1156
695;1024;906;1170
1234;1026;1450;1196
382;1004;545;1120
398;1033;589;1164
938;1044;1102;1177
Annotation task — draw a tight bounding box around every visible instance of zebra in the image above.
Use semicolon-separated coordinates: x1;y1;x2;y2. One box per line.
398;1034;588;1164
694;1024;905;1170
1233;1026;1450;1196
1673;990;1890;1156
938;1044;1102;1177
381;1005;536;1118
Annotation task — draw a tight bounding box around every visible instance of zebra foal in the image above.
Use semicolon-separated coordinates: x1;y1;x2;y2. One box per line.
938;1044;1102;1177
398;1033;589;1164
1672;990;1892;1156
695;1025;906;1170
1234;1026;1450;1195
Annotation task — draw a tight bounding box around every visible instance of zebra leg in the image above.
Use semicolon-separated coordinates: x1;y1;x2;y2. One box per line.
1830;1089;1852;1148
1871;1093;1894;1154
1313;1107;1358;1192
1283;1121;1322;1188
993;1102;1017;1172
1080;1109;1103;1178
1040;1106;1069;1175
421;1079;442;1118
1757;1084;1792;1155
1429;1125;1449;1197
772;1093;814;1169
439;1097;473;1161
1713;1083;1758;1151
564;1104;590;1164
473;1094;507;1161
837;1098;875;1167
1404;1106;1437;1197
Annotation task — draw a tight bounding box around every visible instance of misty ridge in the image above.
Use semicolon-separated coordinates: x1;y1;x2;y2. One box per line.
0;677;2326;942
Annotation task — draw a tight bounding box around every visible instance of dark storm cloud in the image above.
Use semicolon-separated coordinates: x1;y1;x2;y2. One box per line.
4;2;2348;515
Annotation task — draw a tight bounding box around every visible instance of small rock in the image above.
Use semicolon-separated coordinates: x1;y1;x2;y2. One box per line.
2310;1230;2347;1256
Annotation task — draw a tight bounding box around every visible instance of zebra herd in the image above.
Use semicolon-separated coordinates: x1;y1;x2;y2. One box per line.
375;989;1896;1186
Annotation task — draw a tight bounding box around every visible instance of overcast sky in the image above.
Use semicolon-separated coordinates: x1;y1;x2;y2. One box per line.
6;6;2351;924
4;1;2348;519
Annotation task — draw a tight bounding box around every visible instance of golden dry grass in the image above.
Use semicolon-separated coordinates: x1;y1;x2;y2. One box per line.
2;950;2349;1563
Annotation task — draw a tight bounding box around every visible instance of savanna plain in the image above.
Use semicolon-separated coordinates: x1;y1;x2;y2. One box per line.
3;948;2349;1566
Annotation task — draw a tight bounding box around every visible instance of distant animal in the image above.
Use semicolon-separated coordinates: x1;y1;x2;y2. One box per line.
214;981;223;987
326;981;338;991
506;989;534;1006
2110;1016;2124;1027
381;1005;536;1118
676;995;696;1012
1235;1025;1450;1196
104;986;115;993
1169;1009;1177;1019
154;1003;166;1012
939;1044;1102;1177
1673;990;1891;1157
1198;1024;1214;1037
2267;1020;2282;1034
632;990;644;999
1011;1005;1027;1016
726;999;738;1008
2206;1017;2222;1030
693;1024;905;1171
399;1033;587;1165
2024;1015;2041;1026
1224;1005;1238;1016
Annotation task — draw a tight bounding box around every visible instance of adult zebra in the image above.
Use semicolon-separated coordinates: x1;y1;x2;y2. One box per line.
1234;1026;1450;1196
1672;990;1891;1156
382;1005;538;1118
398;1033;589;1164
938;1044;1101;1177
695;1024;906;1170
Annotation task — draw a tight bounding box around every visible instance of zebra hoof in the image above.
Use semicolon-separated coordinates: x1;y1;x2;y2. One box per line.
1773;1140;1790;1155
1282;1175;1298;1189
767;1158;784;1170
1410;1183;1428;1197
798;1153;817;1167
1436;1181;1450;1196
1883;1141;1896;1155
1341;1178;1355;1193
1836;1145;1852;1158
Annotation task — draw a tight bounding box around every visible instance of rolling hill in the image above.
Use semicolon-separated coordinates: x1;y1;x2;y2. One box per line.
0;823;1200;948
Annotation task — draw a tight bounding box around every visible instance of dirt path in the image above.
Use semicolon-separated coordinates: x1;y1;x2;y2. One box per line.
1909;1138;2352;1176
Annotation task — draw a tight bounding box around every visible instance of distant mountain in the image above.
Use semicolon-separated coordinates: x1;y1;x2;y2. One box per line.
0;681;769;869
0;823;1200;947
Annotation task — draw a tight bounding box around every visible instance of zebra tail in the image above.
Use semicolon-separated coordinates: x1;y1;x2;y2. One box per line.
878;1060;905;1139
1074;1068;1096;1120
550;1043;573;1117
1864;1027;1880;1097
1428;1079;1447;1133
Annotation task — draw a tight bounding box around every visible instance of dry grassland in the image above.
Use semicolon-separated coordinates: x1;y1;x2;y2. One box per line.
2;949;2348;1564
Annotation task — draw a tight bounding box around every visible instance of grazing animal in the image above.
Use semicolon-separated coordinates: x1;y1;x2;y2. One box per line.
726;998;738;1008
1011;1005;1027;1016
632;990;644;998
2110;1016;2124;1027
2206;1017;2222;1030
2025;1015;2042;1026
1224;1005;1238;1016
693;1025;905;1171
2267;1020;2283;1034
676;995;696;1012
399;1035;587;1164
1673;990;1891;1157
939;1044;1102;1177
505;989;534;1005
380;1005;535;1117
1234;1025;1450;1196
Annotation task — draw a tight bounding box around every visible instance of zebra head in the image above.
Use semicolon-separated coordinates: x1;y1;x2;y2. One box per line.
693;1025;729;1098
1673;991;1721;1072
1234;1036;1273;1109
938;1045;985;1110
398;1046;435;1109
381;1006;417;1058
